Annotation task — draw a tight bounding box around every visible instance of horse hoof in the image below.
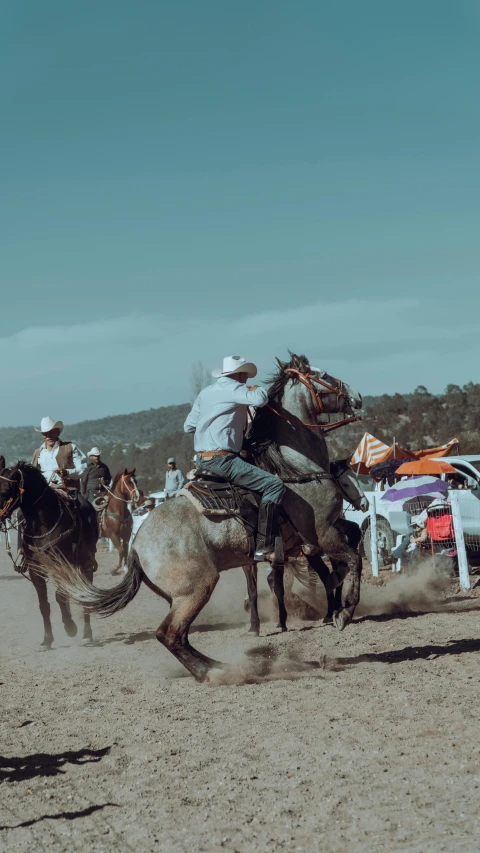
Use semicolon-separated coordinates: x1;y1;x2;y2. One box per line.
248;625;260;635
41;639;53;649
82;636;94;645
64;620;78;638
280;625;288;633
111;569;120;576
332;611;345;631
322;615;333;625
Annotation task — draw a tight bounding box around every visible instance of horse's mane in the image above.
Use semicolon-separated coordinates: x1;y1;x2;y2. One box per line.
247;352;313;479
111;470;124;489
111;468;134;489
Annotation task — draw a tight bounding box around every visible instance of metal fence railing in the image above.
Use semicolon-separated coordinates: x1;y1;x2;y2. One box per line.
367;491;480;591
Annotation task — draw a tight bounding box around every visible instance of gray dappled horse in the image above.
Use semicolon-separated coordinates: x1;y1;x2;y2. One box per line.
45;353;363;681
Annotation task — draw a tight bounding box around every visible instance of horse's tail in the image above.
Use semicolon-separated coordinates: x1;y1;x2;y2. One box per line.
44;548;143;617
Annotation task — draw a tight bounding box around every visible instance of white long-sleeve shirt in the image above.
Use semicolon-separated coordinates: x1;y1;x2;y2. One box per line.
165;468;185;496
37;442;87;486
184;377;268;453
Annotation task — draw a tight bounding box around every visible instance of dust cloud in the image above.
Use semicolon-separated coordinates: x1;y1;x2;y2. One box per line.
204;644;330;687
289;556;455;619
356;558;454;617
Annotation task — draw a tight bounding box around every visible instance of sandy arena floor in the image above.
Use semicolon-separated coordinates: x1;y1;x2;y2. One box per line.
1;545;480;853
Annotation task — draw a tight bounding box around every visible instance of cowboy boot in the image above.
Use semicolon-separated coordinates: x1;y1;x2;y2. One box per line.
254;502;279;561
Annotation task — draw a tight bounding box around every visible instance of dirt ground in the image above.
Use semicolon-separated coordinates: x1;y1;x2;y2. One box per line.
1;545;480;853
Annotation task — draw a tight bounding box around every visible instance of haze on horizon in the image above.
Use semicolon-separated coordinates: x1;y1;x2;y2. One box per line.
2;1;479;427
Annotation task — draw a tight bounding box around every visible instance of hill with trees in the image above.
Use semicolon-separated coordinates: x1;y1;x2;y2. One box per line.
1;383;479;495
328;382;480;462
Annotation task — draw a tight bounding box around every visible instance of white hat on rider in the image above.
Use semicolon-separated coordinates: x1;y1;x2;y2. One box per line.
35;416;64;434
212;355;257;379
88;447;101;457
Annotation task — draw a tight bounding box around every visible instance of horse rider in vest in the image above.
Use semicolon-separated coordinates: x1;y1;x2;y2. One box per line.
32;417;88;488
31;417;98;558
184;355;285;560
165;457;185;498
81;447;112;504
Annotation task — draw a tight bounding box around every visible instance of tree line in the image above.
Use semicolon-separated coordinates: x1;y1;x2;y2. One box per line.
1;382;479;496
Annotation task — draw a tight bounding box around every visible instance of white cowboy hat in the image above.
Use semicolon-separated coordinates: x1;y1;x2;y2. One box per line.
212;355;257;379
35;416;64;434
87;447;101;457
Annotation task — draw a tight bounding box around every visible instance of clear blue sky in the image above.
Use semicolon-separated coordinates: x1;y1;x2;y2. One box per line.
1;1;479;425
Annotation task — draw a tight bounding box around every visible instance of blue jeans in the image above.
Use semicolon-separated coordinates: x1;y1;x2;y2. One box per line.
197;454;284;506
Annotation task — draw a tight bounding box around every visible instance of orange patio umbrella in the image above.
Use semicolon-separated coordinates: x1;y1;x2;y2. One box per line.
396;459;457;476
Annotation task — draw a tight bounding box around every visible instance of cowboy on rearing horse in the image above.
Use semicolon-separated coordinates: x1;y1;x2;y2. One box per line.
184;355;285;560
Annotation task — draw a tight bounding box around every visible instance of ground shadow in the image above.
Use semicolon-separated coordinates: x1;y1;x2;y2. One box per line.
238;636;480;679
339;637;480;667
84;630;155;648
0;802;118;830
0;575;22;582
0;746;111;783
355;600;480;625
85;620;251;648
191;620;247;634
354;610;431;624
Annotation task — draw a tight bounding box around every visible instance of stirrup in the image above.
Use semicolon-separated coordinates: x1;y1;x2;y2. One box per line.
253;549;275;562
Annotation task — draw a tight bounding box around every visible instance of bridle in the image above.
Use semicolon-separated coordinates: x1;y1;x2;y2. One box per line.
104;473;140;504
265;366;362;434
122;473;140;503
0;471;25;520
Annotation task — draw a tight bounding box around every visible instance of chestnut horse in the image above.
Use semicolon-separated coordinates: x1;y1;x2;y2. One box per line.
100;469;139;575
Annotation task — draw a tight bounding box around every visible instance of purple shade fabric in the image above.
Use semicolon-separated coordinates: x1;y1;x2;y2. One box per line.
381;475;449;503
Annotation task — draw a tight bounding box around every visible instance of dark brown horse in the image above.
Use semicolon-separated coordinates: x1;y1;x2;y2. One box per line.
100;469;139;575
243;516;362;633
0;462;98;648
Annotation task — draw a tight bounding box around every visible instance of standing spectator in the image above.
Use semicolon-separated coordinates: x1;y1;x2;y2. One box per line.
81;447;112;504
165;457;185;498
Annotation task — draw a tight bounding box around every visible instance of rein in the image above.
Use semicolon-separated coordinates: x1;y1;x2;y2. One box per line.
282;472;334;484
103;475;139;505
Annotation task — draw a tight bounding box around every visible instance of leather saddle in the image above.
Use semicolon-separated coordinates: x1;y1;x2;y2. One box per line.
183;469;259;554
184;469;296;558
187;468;259;516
